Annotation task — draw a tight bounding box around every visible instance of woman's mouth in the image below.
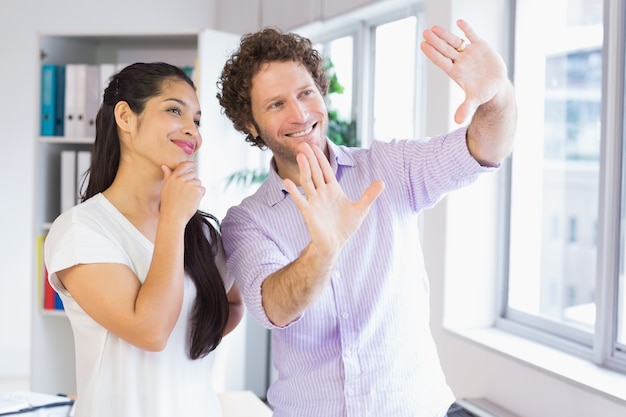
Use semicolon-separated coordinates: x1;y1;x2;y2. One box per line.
172;140;195;155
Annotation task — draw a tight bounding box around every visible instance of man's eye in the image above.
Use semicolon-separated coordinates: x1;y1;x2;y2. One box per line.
270;101;283;109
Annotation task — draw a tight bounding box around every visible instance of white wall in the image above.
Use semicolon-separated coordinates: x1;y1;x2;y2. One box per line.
2;0;626;416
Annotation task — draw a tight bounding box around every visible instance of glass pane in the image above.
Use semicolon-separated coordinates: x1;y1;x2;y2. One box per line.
508;0;603;333
326;36;354;122
372;16;417;140
619;45;626;347
325;36;358;147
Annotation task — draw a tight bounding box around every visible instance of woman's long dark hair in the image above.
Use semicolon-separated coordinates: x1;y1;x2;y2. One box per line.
83;62;229;359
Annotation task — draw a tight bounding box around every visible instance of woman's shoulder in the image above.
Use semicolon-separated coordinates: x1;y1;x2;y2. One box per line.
49;193;108;229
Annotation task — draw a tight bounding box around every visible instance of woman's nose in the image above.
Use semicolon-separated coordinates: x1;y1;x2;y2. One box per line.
182;118;199;136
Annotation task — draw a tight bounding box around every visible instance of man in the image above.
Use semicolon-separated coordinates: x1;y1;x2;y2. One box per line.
217;19;516;417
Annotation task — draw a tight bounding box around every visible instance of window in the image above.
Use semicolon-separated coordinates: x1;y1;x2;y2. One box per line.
305;4;424;147
504;0;626;371
371;16;419;140
324;35;354;123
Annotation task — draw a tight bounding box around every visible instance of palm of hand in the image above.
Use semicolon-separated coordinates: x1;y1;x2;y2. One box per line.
450;39;509;123
284;143;385;258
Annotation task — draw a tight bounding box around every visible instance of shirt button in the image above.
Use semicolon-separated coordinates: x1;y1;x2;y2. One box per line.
347;389;354;396
342;312;349;319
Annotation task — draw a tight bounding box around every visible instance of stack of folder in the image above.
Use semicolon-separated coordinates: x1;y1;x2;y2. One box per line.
40;63;117;139
40;63;195;139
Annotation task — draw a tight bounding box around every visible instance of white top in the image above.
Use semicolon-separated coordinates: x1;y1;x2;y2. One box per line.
44;193;233;417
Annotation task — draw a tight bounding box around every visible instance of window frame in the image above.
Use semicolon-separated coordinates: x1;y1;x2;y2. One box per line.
299;3;425;148
498;0;626;374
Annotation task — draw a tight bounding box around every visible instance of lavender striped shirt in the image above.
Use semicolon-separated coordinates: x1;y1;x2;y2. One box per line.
221;127;496;417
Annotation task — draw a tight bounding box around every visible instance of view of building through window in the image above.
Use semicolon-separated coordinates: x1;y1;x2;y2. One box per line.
508;0;603;338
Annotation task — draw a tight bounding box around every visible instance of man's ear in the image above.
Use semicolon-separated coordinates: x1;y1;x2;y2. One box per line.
245;125;258;138
114;101;133;134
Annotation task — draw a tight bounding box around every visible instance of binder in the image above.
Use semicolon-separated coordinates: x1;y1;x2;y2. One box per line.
84;64;100;139
36;234;55;311
43;262;55;311
76;150;91;204
63;64;78;138
99;63;117;103
60;150;76;213
40;65;57;136
54;292;64;311
54;65;66;136
74;64;88;138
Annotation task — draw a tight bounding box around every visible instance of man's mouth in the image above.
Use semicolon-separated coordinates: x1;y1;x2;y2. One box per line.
286;123;316;138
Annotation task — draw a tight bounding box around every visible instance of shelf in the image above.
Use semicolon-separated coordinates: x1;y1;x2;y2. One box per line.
32;31;201;396
31;28;258;397
39;309;67;318
39;136;94;145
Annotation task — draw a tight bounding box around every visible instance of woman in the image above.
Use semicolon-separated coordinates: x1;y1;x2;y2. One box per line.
44;62;243;417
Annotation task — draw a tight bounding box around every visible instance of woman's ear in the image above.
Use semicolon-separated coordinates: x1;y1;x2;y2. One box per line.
114;101;133;134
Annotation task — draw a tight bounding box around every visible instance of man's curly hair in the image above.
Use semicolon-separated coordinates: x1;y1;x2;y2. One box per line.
216;27;329;149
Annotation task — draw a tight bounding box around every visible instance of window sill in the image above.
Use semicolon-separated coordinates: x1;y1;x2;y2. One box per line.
445;326;626;404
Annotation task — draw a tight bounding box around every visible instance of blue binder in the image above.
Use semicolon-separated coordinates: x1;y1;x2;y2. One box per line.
40;64;67;137
40;65;57;136
55;65;66;136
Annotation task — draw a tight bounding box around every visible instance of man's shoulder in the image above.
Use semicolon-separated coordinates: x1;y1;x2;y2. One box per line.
223;182;272;221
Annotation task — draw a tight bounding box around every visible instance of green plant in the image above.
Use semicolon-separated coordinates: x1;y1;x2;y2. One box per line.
324;58;358;148
225;167;269;188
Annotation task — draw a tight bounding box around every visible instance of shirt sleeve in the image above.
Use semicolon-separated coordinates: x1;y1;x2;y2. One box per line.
370;126;499;212
44;210;131;295
221;204;302;330
213;236;235;293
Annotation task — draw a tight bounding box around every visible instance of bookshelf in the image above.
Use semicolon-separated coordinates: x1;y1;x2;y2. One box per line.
32;29;257;395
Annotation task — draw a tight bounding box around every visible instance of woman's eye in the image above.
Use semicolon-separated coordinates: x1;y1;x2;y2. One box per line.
194;119;201;127
168;107;182;115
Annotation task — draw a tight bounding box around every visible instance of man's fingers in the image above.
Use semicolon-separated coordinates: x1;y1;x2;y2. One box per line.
296;152;315;194
455;98;476;124
283;178;306;207
420;41;454;73
457;19;480;44
310;143;335;184
356;180;385;212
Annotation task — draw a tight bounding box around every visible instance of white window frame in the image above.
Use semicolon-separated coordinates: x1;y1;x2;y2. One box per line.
297;2;425;148
498;0;626;375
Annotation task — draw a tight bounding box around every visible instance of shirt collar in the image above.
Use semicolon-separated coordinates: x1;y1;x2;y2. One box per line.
261;138;356;207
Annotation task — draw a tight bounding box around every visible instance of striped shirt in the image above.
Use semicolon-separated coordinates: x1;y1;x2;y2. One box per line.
221;127;496;417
